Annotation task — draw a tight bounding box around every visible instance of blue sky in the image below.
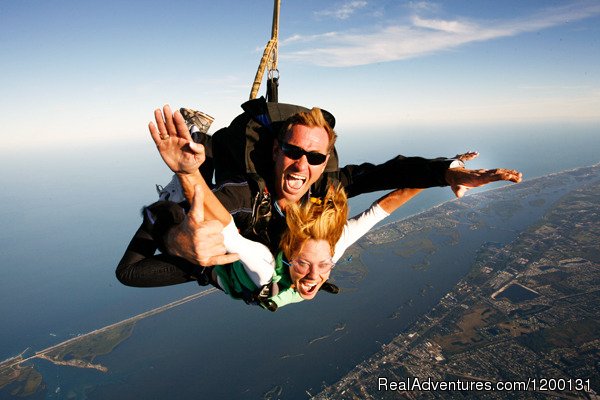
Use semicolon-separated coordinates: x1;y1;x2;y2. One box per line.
1;0;599;149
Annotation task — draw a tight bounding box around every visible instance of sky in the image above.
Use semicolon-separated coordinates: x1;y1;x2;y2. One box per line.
1;0;599;150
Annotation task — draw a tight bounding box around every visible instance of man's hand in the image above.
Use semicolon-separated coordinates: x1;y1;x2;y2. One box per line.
149;104;206;175
453;151;479;163
445;167;522;198
164;185;240;266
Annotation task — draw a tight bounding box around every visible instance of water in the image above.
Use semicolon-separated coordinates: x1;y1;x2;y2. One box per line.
49;161;593;399
0;125;598;398
336;122;599;223
0;140;197;358
497;284;540;303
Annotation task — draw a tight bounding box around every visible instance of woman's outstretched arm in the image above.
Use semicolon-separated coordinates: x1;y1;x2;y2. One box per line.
333;188;423;261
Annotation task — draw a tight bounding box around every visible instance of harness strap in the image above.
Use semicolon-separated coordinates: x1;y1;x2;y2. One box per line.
240;282;279;312
266;71;279;103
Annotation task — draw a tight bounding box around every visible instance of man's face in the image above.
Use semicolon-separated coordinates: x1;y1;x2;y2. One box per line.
273;124;330;205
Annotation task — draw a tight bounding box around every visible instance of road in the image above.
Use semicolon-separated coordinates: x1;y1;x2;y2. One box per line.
1;288;218;371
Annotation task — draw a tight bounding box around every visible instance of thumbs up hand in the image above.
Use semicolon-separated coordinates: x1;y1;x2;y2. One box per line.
165;185;240;266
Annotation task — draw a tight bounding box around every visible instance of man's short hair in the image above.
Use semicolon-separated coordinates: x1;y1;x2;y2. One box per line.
279;108;337;153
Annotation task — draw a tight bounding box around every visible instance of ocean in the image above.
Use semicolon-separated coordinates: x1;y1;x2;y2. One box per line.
0;122;598;398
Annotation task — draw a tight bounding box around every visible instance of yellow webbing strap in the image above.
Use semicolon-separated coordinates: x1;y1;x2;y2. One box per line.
250;0;280;100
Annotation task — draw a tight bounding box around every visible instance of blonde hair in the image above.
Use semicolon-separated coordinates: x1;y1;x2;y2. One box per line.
279;185;348;259
280;107;337;152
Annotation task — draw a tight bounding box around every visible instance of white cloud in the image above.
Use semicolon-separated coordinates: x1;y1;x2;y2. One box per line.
406;1;440;13
411;16;476;34
315;1;367;20
282;2;600;67
280;32;340;46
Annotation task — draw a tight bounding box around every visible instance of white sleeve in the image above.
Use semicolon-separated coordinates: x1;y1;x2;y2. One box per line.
333;203;390;262
222;220;275;287
449;159;465;168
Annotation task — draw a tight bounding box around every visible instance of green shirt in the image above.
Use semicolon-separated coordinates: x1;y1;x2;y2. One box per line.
214;252;304;310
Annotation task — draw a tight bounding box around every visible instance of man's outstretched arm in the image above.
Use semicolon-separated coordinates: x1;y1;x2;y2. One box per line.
116;221;202;287
334;151;521;198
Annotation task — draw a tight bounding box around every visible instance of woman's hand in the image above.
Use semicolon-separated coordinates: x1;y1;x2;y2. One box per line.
149;104;205;175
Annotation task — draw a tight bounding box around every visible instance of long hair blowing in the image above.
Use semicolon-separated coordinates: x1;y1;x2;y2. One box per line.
279;185;348;259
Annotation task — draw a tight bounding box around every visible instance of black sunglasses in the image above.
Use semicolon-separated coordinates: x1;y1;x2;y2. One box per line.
280;142;327;165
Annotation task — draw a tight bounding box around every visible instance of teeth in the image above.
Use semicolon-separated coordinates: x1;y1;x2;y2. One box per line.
286;173;307;191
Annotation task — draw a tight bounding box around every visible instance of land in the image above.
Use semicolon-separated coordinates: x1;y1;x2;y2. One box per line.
2;164;598;399
0;288;218;397
315;164;600;399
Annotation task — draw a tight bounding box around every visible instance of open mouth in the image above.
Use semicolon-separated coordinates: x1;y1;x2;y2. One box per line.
285;173;307;191
299;280;318;296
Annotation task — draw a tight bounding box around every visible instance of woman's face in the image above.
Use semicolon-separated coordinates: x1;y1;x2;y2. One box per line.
289;239;334;300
